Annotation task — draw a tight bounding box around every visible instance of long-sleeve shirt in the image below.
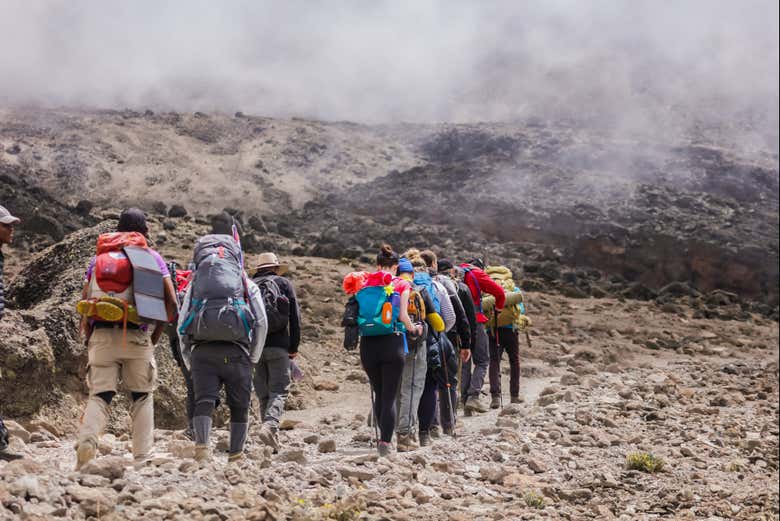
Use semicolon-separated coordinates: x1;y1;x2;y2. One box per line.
459;264;506;324
253;272;302;354
0;248;5;321
436;274;472;351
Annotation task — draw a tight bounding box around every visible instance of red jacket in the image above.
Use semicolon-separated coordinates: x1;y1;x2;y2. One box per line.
460;264;506;323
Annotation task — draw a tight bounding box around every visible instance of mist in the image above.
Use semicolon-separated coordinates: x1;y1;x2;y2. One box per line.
1;0;777;144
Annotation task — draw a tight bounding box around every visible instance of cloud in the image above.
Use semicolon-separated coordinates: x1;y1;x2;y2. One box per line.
0;0;777;143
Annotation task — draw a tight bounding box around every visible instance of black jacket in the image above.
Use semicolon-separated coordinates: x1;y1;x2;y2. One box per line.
456;280;477;350
253;271;301;354
0;248;5;321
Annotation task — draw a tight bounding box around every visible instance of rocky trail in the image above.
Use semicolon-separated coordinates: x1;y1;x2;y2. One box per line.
1;277;777;520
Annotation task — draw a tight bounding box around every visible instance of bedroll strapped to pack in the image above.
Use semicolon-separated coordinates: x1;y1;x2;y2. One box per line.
486;265;531;330
179;234;255;346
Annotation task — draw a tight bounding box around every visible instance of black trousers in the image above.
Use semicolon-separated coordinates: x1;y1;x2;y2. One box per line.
191;343;252;422
360;334;405;443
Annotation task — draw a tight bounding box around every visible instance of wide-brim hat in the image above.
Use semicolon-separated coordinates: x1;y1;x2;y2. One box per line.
253;252;288;275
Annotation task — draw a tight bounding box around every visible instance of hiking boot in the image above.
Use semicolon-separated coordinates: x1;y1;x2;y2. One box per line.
464;396;489;415
510;396;523;404
490;395;502;409
396;433;419;452
442;425;454;437
258;424;280;453
75;440;97;470
0;451;23;462
182;426;195;441
377;441;392;458
429;425;441;439
418;431;431;447
194;444;211;463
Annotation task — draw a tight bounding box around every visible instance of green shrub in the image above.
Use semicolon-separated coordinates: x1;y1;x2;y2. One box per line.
523;491;545;509
626;452;665;473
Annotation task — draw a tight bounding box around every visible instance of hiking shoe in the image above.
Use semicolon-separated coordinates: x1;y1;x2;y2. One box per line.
194;444;211;463
377;441;392;458
442;425;454;437
182;427;195;441
510;396;523;404
490;395;502;409
418;431;431;447
465;396;489;415
0;451;23;462
258;424;280;453
429;425;441;439
75;441;97;470
396;433;419;452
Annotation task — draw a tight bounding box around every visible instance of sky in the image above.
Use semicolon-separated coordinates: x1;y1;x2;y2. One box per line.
0;0;777;142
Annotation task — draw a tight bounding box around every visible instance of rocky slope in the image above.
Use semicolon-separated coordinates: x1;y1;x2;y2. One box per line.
2;108;777;317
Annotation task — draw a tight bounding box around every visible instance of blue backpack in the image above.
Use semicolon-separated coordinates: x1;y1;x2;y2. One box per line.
412;272;441;314
355;284;402;337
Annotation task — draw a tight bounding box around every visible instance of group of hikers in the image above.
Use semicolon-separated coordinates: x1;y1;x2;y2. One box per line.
0;205;529;467
342;244;529;455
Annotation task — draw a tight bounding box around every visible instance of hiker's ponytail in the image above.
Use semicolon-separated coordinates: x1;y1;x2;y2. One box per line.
376;244;399;268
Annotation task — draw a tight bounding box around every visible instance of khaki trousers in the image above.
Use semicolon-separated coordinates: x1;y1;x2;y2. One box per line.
77;327;157;459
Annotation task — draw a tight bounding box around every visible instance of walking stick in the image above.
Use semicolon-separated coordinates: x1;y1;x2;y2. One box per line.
439;335;457;438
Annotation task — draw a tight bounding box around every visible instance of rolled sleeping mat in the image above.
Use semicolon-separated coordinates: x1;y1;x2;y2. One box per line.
480;290;524;313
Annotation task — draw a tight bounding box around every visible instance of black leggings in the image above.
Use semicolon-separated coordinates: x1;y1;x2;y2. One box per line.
360;334;405;443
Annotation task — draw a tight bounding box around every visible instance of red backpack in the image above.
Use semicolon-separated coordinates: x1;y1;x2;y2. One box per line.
93;232;148;295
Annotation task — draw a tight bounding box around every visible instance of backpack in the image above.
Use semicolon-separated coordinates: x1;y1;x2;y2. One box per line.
341;296;359;351
412;272;441;314
254;274;291;334
355;283;401;337
179;234;255;346
91;232;148;300
486;265;528;329
78;232;148;325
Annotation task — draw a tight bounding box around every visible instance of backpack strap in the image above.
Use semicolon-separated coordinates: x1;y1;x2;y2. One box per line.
464;268;483;314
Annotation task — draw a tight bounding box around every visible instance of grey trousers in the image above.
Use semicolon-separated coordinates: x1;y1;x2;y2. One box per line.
253;346;291;428
396;341;427;436
461;324;490;399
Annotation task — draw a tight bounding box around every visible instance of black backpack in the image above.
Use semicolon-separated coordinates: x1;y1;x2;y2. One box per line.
255;275;291;334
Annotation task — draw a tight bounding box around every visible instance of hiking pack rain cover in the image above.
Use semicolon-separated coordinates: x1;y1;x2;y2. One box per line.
124;246;167;322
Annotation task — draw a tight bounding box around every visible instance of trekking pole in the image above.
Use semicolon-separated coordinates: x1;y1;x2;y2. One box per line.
494;313;503;410
439;338;457;438
369;385;379;447
408;338;416;438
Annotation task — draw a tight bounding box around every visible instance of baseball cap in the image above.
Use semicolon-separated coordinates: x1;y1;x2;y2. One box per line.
117;208;149;235
0;205;20;225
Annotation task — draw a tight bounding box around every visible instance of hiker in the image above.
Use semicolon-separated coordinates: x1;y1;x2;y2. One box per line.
75;208;179;468
357;245;422;457
409;249;459;445
395;251;450;450
167;262;195;438
0;205;23;462
178;233;267;464
421;251;474;438
486;265;530;407
251;252;301;452
455;258;506;414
